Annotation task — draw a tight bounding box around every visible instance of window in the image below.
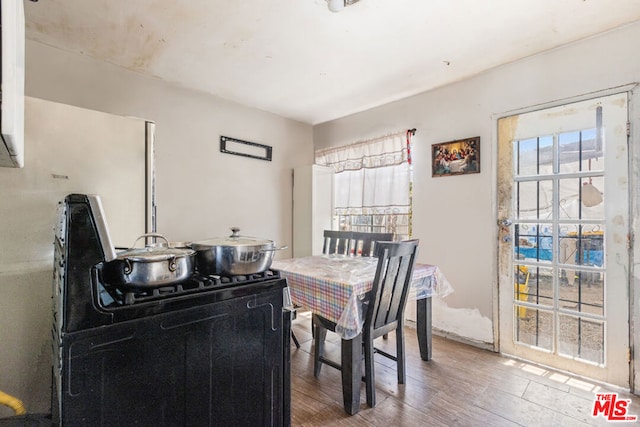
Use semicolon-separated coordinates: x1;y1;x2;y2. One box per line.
315;130;414;240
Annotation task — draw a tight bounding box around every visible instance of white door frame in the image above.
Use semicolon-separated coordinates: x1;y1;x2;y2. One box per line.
629;84;640;394
490;84;638;391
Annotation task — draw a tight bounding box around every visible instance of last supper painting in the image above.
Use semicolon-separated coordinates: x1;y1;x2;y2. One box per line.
432;136;480;177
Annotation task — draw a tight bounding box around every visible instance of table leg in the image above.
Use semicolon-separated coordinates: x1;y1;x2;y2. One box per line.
416;297;432;361
341;333;362;415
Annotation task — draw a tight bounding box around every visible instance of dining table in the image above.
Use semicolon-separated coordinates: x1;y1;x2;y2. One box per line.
271;254;453;414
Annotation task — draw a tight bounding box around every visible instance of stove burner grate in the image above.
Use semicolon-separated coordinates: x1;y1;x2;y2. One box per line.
100;269;281;306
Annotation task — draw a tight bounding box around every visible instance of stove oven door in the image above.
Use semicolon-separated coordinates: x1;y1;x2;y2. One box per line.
56;281;290;426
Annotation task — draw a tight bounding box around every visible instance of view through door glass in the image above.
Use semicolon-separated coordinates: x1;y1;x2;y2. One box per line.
497;93;630;388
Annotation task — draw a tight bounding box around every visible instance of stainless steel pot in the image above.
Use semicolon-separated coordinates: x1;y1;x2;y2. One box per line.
102;233;195;288
192;227;287;276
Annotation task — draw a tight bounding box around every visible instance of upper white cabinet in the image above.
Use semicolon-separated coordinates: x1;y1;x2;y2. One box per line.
0;0;26;168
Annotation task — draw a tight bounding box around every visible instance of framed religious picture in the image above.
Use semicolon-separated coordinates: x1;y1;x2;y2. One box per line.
432;136;480;177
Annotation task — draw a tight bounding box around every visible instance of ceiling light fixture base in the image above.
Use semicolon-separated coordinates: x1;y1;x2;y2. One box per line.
327;0;360;13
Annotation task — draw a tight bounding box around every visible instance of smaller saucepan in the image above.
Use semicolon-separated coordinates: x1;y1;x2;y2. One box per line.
192;227;287;276
102;233;195;288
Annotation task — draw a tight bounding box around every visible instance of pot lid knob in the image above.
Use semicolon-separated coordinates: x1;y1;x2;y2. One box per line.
230;227;240;238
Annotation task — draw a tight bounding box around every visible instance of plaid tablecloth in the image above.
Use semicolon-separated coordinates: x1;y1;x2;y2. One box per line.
271;255;453;339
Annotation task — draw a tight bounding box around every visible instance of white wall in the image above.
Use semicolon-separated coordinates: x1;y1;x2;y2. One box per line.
314;22;640;348
24;41;314;245
0;40;313;416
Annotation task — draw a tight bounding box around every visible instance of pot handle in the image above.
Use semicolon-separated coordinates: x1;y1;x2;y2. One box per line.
168;256;177;272
131;233;169;248
124;258;133;275
259;245;288;253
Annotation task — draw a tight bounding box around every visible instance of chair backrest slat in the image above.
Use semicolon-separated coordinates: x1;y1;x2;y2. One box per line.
322;230;352;255
323;230;395;257
350;232;394;257
365;240;419;334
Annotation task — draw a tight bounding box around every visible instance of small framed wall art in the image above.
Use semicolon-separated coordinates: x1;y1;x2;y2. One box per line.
432;136;480;177
220;135;273;161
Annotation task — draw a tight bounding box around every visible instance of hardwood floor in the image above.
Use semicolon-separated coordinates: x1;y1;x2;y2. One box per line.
290;311;640;426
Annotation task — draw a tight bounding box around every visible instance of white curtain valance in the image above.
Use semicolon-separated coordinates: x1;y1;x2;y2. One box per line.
315;132;407;173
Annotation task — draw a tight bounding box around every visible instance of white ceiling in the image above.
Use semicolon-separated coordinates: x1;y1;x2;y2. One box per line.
24;0;640;125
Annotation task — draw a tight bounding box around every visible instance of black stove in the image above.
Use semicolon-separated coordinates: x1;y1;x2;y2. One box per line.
52;194;291;426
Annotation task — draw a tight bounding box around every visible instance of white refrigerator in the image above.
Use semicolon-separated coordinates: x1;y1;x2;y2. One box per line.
292;165;334;257
0;97;152;414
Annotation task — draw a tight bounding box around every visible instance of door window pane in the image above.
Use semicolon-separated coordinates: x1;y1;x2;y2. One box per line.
515;307;553;351
558;314;604;365
524;266;554;308
558;177;604;220
516;180;553;220
558;270;604;316
514;136;553;176
558;128;603;174
558;224;605;268
515;223;553;264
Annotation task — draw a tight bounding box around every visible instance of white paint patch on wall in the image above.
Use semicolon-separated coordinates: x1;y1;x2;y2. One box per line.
432;299;494;345
405;297;493;346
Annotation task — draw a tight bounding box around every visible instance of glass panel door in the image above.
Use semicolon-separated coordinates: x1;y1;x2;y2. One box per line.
497;93;629;387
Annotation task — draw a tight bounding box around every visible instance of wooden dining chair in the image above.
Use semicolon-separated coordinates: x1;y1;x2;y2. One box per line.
322;230;353;255
349;231;394;256
312;239;419;408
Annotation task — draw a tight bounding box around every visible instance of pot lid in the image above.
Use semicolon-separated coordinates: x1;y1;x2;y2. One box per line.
192;227;274;247
116;245;195;262
115;233;194;261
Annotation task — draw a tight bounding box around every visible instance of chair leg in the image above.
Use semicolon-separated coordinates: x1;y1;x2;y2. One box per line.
313;323;327;377
292;331;300;349
364;333;376;407
396;326;406;384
